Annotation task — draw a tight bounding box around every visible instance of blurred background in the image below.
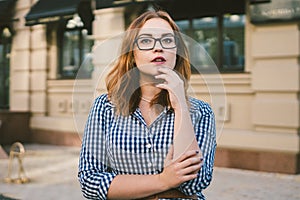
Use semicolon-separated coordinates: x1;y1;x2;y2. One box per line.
0;0;300;199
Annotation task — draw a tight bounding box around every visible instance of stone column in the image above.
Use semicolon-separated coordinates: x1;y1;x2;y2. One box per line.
28;24;47;116
92;7;125;96
10;0;47;116
10;0;32;111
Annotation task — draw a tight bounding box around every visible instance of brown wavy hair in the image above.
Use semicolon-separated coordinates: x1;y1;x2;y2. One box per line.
106;10;191;115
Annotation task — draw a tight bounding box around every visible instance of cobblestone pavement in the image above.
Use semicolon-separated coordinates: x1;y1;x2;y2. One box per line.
0;144;299;200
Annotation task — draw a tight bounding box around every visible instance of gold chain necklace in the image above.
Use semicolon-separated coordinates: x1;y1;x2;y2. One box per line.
140;96;152;103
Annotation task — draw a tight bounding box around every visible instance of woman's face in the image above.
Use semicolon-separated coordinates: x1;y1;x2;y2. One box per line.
133;18;177;78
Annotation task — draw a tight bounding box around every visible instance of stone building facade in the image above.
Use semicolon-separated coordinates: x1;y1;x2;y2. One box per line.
0;0;299;173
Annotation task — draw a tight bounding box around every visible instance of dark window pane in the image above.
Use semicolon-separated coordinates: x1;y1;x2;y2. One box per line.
223;14;245;71
62;30;80;77
79;29;94;78
192;17;218;72
176;14;245;74
0;27;11;109
176;20;190;33
176;18;219;73
58;15;94;79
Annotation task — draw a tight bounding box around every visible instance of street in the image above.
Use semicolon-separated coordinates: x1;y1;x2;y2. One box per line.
0;144;299;200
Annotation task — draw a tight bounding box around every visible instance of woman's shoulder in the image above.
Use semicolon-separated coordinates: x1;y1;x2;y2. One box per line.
188;96;214;115
95;93;108;102
93;93;114;109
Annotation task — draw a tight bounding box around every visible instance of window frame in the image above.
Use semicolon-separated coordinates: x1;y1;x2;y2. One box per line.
176;13;245;74
57;19;93;79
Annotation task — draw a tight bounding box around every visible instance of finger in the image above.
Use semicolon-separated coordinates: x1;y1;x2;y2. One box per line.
157;68;181;81
154;73;169;81
157;67;183;79
176;150;200;163
155;83;171;91
155;70;181;81
180;173;198;182
191;162;203;174
180;156;202;169
181;163;202;175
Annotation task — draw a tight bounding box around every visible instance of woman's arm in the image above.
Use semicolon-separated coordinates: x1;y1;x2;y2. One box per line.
173;105;201;160
78;95;116;199
78;146;117;199
178;104;217;195
107;174;166;199
79;94;202;199
107;150;201;200
155;67;201;160
155;67;216;196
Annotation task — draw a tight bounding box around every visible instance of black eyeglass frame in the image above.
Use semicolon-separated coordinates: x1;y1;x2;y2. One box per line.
134;35;178;50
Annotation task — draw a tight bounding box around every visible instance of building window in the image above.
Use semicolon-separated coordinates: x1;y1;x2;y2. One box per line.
0;26;12;109
58;15;93;79
176;14;245;73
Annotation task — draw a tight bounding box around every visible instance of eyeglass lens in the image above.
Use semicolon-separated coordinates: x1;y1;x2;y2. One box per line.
136;36;176;50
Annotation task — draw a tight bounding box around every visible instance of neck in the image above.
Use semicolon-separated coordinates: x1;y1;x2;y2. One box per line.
140;82;161;99
139;73;161;99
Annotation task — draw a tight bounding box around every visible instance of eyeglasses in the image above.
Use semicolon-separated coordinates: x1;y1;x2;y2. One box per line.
135;35;177;50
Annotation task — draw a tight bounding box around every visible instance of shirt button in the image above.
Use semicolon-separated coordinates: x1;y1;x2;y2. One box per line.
146;143;152;148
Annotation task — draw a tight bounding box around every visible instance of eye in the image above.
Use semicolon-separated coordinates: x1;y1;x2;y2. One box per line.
161;37;175;44
139;37;153;44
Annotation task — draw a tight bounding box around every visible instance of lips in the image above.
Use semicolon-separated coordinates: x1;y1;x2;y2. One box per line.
151;56;166;63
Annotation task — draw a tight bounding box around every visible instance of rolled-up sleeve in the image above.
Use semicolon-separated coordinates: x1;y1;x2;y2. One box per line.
178;103;217;196
78;95;116;199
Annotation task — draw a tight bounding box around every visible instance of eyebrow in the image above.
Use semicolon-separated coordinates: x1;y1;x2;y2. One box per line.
137;33;175;38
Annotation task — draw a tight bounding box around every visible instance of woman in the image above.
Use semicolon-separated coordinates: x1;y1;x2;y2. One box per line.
78;10;216;200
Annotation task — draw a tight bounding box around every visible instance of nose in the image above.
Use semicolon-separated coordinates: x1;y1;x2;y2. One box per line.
153;40;163;51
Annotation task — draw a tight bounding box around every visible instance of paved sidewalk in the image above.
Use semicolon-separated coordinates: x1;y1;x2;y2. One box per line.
0;144;299;200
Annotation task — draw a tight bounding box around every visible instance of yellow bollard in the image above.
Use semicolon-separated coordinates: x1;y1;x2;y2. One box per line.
4;142;29;184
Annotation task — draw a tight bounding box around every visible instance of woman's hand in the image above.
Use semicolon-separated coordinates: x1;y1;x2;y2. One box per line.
155;67;187;111
159;147;203;189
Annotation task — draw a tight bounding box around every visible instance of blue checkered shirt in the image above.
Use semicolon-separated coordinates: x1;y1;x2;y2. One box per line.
78;93;216;200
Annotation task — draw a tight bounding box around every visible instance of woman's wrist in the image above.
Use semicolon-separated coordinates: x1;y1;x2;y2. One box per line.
156;174;172;191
